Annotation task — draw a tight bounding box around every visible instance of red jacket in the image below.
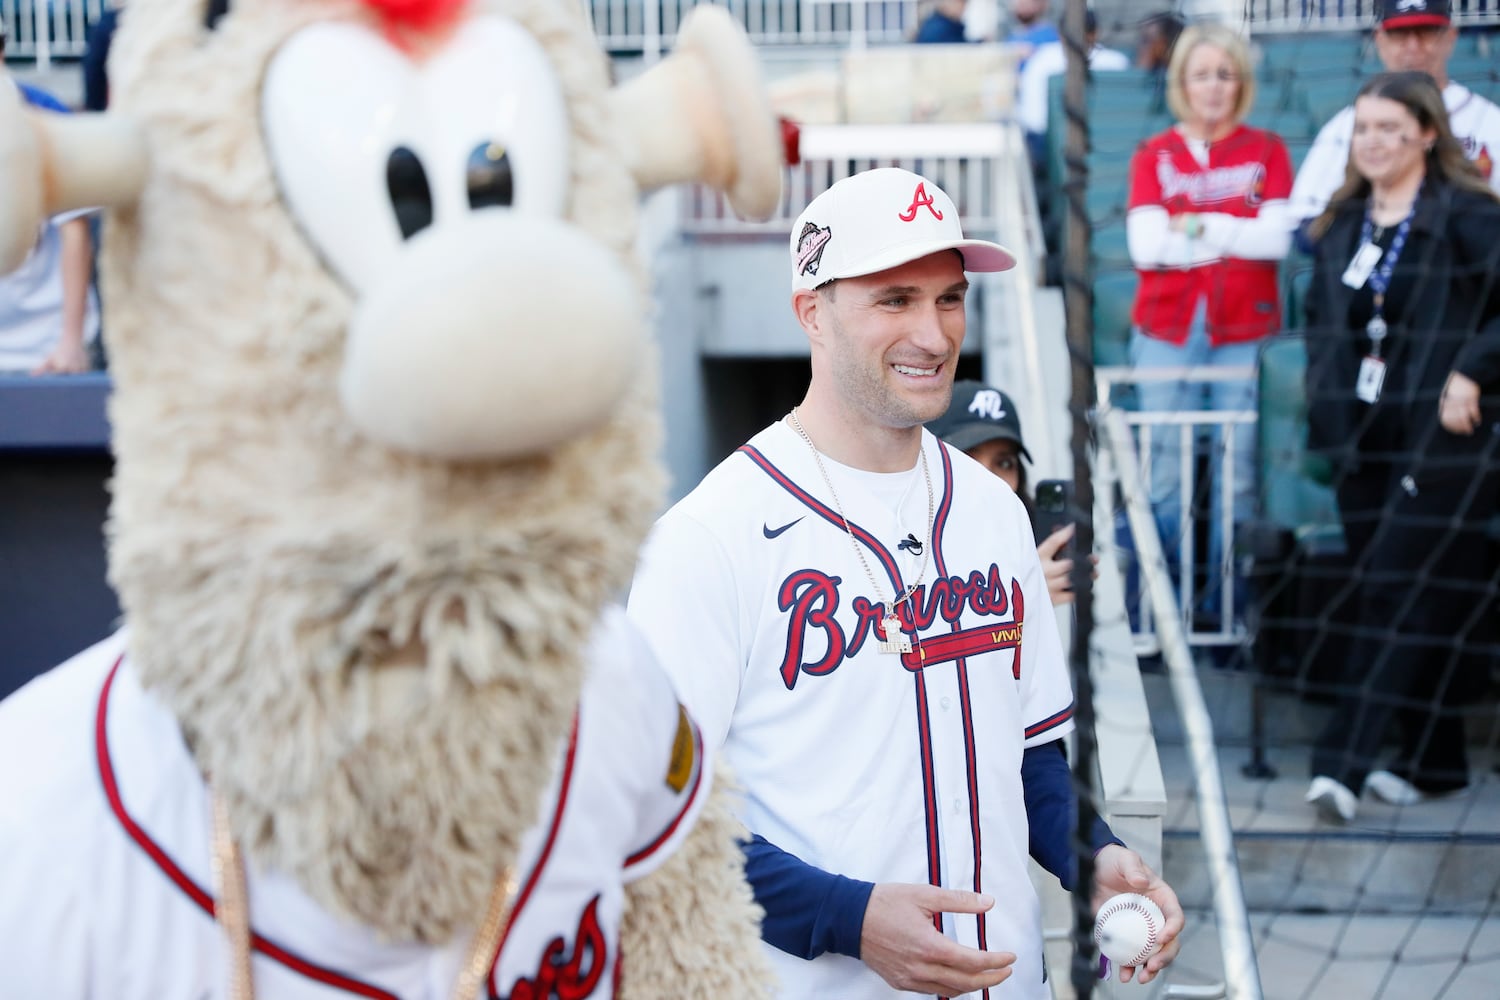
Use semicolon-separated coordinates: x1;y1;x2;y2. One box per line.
1127;125;1292;345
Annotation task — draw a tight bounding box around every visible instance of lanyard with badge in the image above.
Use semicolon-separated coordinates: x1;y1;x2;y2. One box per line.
1340;206;1413;404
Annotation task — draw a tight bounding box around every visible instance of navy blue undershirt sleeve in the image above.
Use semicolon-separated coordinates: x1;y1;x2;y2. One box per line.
1293;217;1320;256
1022;740;1125;890
741;835;875;959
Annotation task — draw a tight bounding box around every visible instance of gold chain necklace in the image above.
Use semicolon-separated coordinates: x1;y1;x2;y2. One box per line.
787;407;934;654
210;790;519;1000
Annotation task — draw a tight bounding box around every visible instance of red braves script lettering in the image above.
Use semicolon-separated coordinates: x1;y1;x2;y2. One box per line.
1155;160;1265;206
505;895;606;1000
778;566;1024;688
899;182;944;222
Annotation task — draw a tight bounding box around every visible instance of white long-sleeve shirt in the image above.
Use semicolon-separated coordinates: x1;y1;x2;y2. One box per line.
1128;133;1293;267
1289;80;1500;224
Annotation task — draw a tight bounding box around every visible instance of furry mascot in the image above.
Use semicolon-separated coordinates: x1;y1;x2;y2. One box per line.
0;0;783;997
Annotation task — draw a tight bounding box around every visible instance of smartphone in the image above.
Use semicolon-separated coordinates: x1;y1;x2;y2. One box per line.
1033;479;1075;555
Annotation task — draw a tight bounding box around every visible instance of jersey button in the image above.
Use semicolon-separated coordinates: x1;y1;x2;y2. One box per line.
953;797;963;814
940;696;951;711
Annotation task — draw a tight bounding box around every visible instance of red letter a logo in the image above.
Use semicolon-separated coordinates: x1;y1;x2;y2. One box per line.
898;182;944;222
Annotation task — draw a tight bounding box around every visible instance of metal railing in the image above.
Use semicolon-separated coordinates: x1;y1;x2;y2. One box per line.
1245;0;1500;32
9;0;1500;64
1096;365;1256;653
1100;407;1263;1000
681;121;1037;256
0;0;107;68
584;0;920;51
0;0;923;64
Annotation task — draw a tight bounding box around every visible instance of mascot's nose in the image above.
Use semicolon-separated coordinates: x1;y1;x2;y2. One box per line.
340;213;642;460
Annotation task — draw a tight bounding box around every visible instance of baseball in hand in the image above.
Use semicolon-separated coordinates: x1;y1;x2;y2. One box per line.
1094;892;1165;967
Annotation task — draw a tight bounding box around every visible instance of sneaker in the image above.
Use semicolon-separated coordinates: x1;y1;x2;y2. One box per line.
1306;776;1358;823
1365;770;1470;805
1364;770;1423;806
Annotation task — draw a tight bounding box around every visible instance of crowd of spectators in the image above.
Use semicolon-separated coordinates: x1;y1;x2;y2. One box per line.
892;0;1500;825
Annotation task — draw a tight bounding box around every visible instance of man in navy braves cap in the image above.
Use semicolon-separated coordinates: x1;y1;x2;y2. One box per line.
1378;0;1452;31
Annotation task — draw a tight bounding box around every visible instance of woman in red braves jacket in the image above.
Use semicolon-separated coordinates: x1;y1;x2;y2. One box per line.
1126;22;1293;623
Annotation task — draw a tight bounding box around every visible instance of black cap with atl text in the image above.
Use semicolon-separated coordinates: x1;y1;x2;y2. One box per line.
927;381;1032;462
1379;0;1452;30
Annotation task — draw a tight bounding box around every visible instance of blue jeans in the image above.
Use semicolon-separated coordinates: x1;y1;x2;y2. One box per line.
1129;303;1258;619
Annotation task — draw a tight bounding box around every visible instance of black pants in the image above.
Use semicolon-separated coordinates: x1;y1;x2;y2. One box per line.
1310;431;1500;793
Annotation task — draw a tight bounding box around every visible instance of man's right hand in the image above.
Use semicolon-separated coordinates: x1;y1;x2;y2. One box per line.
859;883;1016;995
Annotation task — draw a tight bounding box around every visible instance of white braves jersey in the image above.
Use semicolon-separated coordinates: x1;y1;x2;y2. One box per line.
0;608;709;1000
1289;81;1500;223
627;423;1075;1000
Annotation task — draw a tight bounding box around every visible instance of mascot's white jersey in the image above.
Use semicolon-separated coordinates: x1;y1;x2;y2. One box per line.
628;423;1075;1000
0;608;707;1000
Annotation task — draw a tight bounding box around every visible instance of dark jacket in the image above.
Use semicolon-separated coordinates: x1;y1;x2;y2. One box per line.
1304;182;1500;474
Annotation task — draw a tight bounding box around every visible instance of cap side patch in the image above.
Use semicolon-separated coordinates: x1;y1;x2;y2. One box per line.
665;703;696;793
796;221;833;277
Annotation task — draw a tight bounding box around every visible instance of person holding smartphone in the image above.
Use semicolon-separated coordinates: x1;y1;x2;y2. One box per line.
928;380;1082;606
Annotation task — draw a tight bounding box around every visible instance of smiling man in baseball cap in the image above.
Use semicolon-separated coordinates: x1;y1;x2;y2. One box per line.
785;167;1016;473
630;166;1185;999
791;166;1015;293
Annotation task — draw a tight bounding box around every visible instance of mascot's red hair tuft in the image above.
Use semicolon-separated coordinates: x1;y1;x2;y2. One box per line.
361;0;470;40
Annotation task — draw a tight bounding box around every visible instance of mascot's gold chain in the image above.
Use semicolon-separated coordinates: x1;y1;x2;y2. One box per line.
210;791;518;1000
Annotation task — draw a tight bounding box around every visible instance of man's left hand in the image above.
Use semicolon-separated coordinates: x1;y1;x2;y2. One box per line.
1090;844;1184;984
32;339;90;375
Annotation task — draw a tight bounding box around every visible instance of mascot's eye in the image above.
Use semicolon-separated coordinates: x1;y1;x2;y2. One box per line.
387;147;434;240
468;142;514;210
204;0;232;30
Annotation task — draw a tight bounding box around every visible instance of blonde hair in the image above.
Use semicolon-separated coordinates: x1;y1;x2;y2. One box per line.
1166;23;1257;126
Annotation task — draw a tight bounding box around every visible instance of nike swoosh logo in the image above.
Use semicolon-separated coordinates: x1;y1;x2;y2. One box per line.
763;517;804;539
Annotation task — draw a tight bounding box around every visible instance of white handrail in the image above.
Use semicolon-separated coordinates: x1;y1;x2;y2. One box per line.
989;121;1056;481
1102;407;1264;1000
1095;365;1256;650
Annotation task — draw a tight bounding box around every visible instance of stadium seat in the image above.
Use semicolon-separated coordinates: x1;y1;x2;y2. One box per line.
1258;335;1340;521
1284;137;1315;171
1092;270;1138;368
1085;182;1128;226
1282;259;1314;330
1090;222;1132;269
1246;108;1319;142
1256;34;1366;75
1248;334;1348;685
1446;55;1497;82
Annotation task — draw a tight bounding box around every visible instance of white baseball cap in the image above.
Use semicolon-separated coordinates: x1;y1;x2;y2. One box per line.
789;167;1016;292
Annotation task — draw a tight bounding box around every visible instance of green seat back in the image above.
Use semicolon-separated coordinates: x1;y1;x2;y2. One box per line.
1258;335;1344;547
1092;270;1138;368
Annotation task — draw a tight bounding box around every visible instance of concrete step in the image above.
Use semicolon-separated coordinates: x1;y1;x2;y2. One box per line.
1142;668;1500;915
1166;908;1500;1000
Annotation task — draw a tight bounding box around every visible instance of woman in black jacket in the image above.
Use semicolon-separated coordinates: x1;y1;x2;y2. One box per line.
1302;71;1500;823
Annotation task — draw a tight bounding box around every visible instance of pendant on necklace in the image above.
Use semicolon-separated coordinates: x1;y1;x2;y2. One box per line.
878;614;912;654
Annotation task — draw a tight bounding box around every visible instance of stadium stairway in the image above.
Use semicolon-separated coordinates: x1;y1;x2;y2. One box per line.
1145;663;1500;1000
1094;336;1500;998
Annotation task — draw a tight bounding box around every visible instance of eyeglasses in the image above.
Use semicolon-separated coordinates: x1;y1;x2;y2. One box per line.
1185;69;1240;84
